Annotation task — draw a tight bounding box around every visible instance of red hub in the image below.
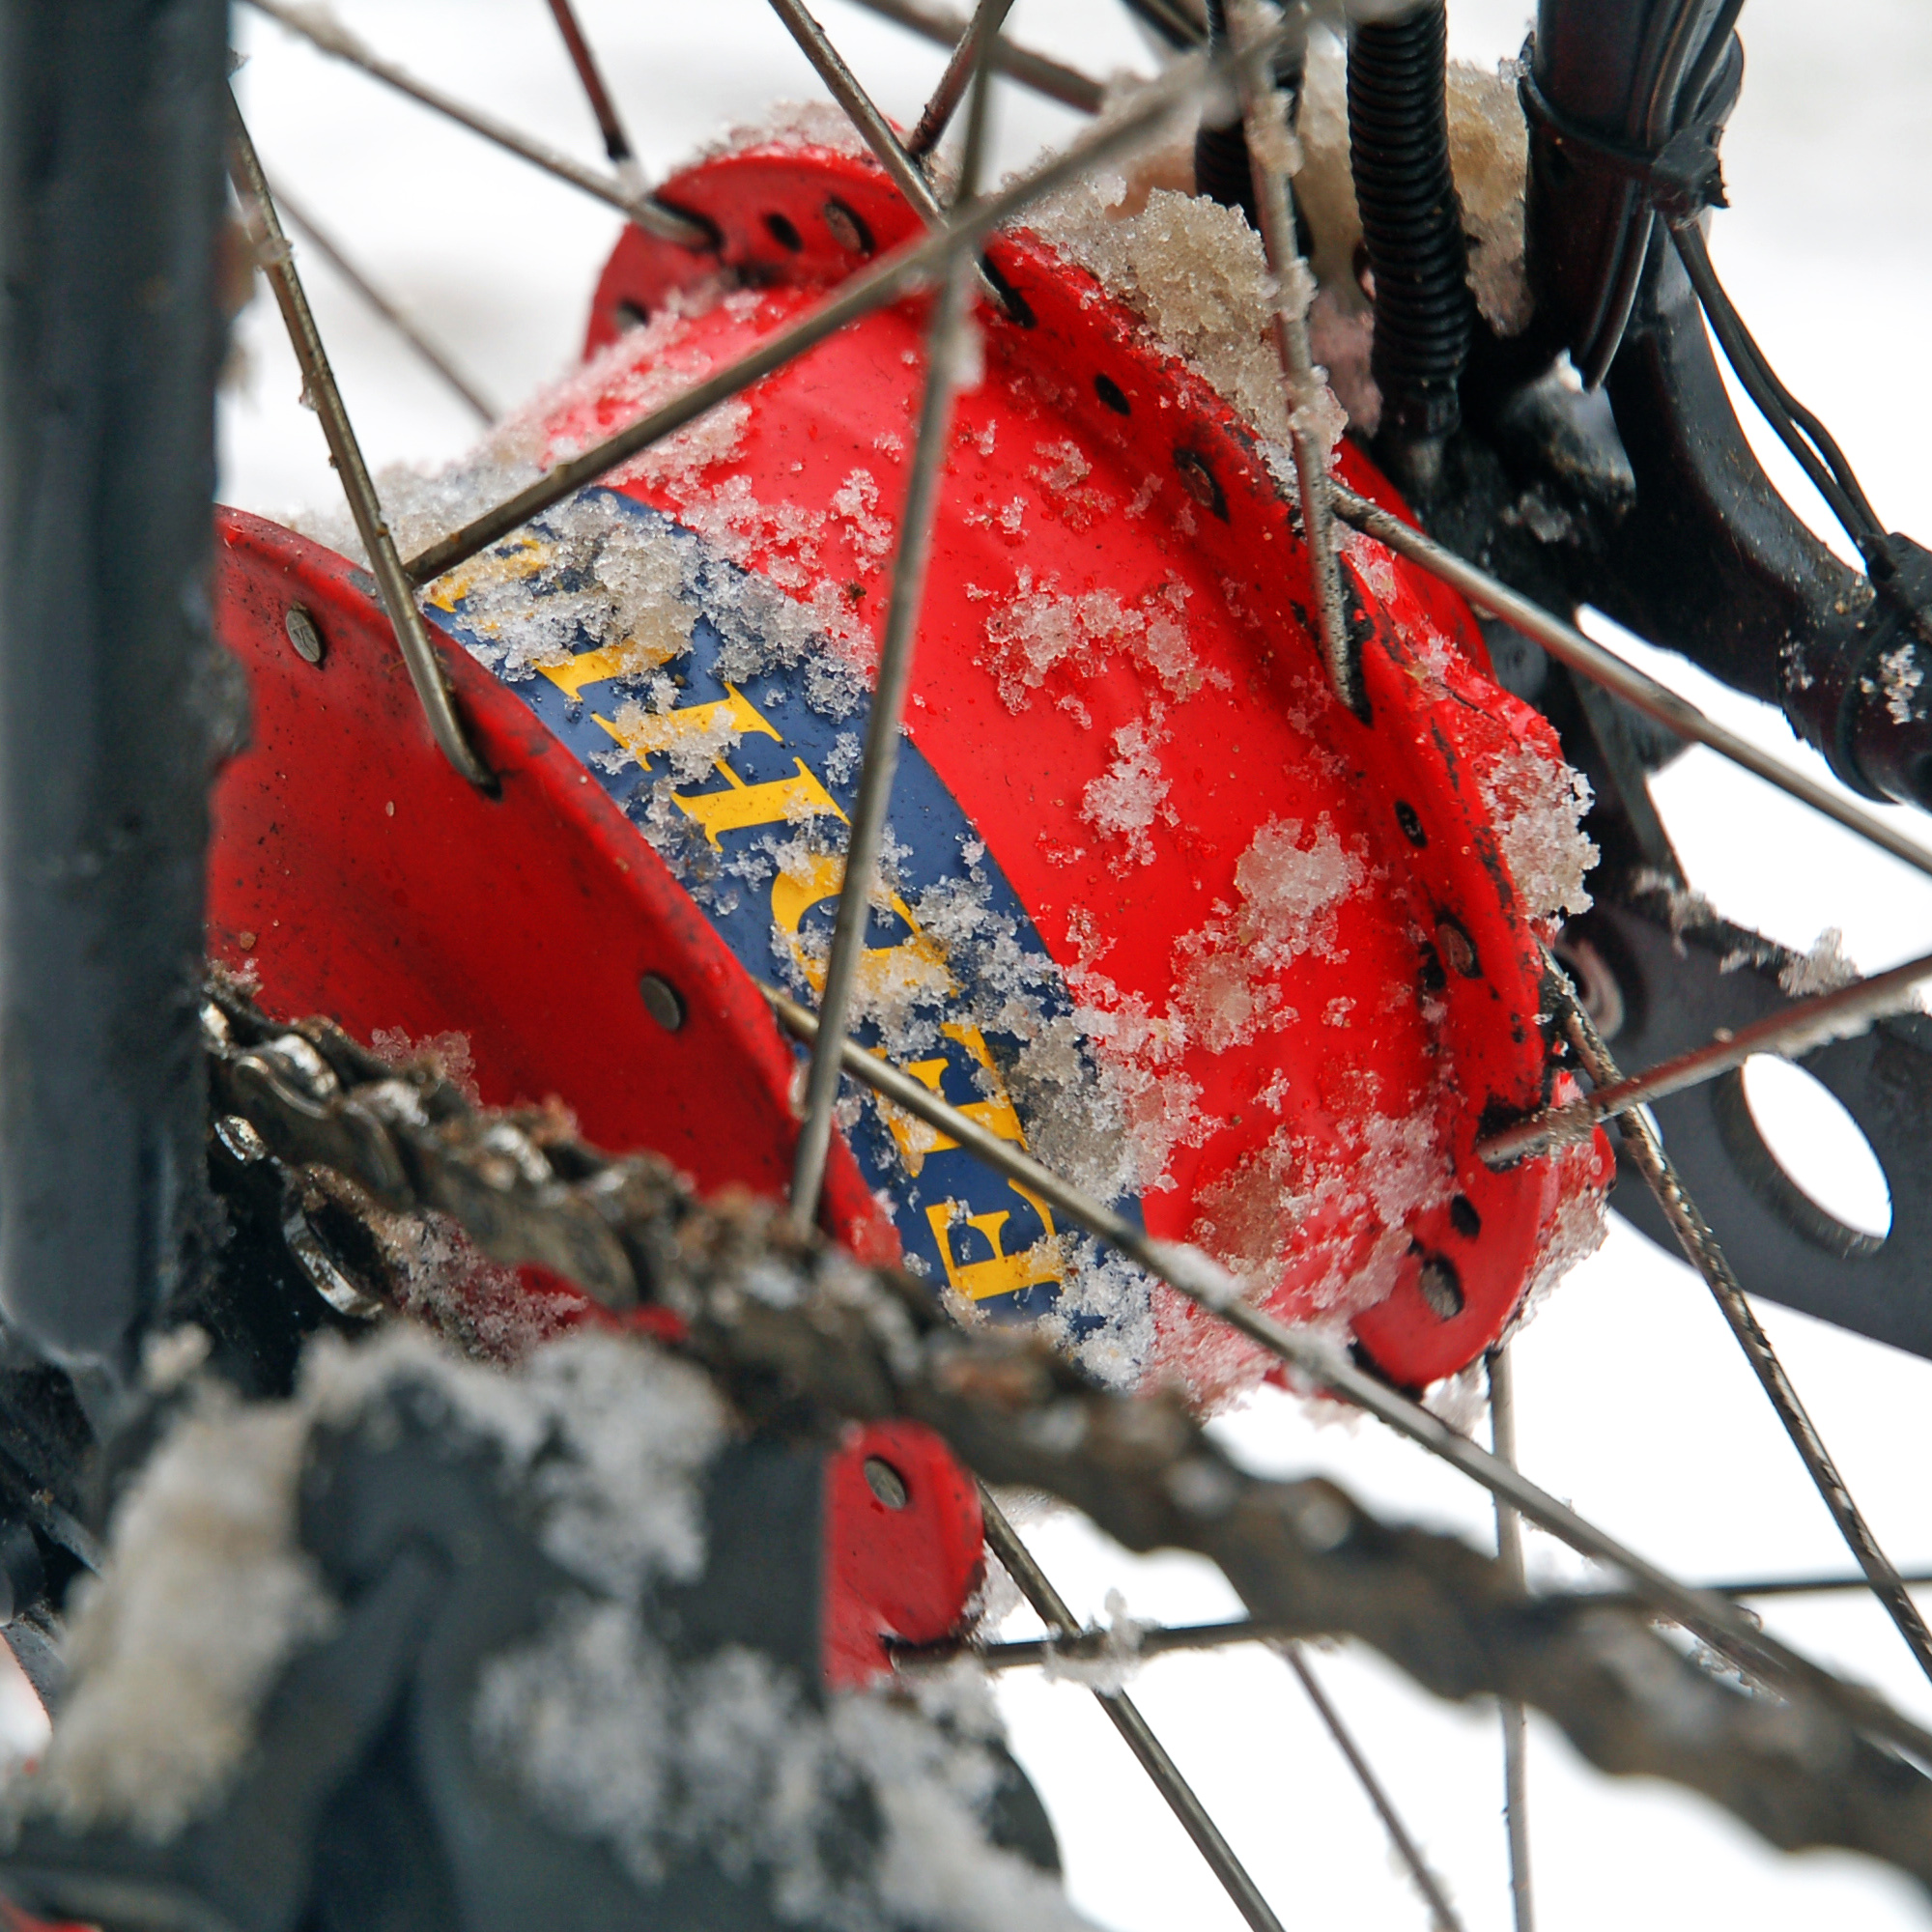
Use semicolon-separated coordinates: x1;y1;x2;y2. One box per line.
209;131;1609;1679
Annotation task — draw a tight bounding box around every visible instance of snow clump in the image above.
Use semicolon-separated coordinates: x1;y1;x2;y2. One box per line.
1474;739;1598;923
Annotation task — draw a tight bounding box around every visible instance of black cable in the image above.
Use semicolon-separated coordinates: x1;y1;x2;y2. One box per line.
1649;1;1891;570
1676;0;1748;133
1671;220;1886;560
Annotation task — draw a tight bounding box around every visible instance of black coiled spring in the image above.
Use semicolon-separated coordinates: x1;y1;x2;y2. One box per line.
1348;1;1470;469
1193;115;1261;229
1192;0;1306;241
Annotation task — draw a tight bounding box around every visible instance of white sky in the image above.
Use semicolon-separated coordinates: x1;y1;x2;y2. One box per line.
218;6;1932;1928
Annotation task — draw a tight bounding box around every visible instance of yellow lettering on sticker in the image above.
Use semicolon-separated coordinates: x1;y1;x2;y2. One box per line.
941;1023;1028;1144
431;536;696;690
768;848;949;1002
593;682;781;772
768;845;847;947
541;635;685;702
559;669;1047;1310
880;1023;1027;1174
925;1180;1063;1300
672;760;845;844
424;534;548;613
880;1055;952;1177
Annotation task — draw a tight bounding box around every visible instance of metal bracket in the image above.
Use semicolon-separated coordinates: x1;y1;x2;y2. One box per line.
1564;879;1932;1360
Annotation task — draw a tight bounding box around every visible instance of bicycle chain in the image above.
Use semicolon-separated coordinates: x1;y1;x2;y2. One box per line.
192;976;1932;1881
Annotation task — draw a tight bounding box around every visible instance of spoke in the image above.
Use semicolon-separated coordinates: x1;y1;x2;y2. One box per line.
269;179;496;424
1478;947;1932;1166
1488;1348;1535;1932
1697;1570;1932;1601
1282;1646;1465;1932
226;99;495;792
1119;0;1207;52
1231;4;1353;711
400;43;1240;586
767;0;947;222
1548;962;1932;1687
766;0;1029;321
980;1492;1289;1932
545;0;645;192
902;1617;1268;1668
838;0;1106;114
240;0;710;247
906;0;1018;160
760;981;1932;1762
1328;481;1932;884
786;32;993;1231
903;1562;1932;1670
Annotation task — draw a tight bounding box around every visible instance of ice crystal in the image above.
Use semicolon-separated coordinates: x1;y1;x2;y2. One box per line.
1475;739;1598;923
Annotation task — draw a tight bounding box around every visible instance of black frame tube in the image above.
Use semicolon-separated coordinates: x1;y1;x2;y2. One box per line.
0;0;231;1381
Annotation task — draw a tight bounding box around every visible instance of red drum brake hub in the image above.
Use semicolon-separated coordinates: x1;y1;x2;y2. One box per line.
209;133;1608;1684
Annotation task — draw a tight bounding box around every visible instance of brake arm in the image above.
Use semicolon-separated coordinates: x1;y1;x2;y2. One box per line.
1520;0;1932;810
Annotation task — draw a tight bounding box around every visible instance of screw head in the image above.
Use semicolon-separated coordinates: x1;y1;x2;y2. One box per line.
1173;448;1228;520
864;1456;908;1509
1435;914;1480;979
639;972;686;1032
823;197;872;255
1416;1254;1464;1320
285;604;325;665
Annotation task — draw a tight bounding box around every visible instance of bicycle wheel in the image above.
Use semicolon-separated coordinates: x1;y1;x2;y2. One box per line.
22;1;1932;1928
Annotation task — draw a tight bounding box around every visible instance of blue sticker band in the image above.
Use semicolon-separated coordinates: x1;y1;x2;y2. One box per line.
429;490;1144;1322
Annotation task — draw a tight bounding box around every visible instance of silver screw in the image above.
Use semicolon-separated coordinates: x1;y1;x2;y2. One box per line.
1417;1255;1464;1320
285;603;326;665
864;1456;908;1508
639;972;685;1032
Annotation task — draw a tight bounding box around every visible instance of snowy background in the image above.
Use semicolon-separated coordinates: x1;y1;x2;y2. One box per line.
198;2;1932;1926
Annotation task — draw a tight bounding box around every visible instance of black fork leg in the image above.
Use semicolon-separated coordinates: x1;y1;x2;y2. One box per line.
0;0;233;1390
